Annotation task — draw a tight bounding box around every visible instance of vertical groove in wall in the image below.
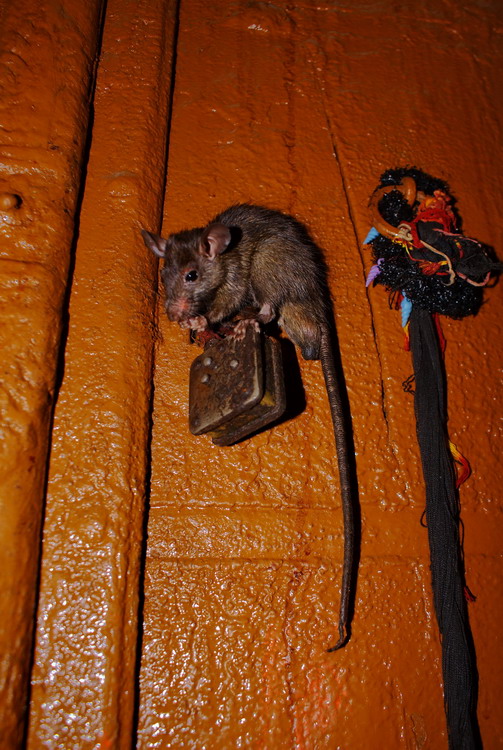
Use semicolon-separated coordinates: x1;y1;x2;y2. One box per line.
131;0;182;740
50;0;110;392
27;1;180;748
23;5;109;740
0;2;106;747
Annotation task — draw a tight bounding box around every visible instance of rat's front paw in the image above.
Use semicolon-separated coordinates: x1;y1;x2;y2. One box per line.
179;315;208;332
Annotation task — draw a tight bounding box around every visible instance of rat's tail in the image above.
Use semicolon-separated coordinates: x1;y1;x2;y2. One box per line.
319;323;356;652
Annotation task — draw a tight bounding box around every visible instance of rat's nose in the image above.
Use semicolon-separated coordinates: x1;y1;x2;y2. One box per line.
166;298;190;322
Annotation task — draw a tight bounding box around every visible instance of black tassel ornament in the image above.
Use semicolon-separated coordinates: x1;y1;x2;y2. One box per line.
365;168;501;749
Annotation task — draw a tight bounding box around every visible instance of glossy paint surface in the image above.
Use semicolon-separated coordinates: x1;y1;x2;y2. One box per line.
0;0;501;748
137;2;503;747
0;2;103;745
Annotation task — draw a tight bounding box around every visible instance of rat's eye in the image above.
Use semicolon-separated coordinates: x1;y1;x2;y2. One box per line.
184;270;198;282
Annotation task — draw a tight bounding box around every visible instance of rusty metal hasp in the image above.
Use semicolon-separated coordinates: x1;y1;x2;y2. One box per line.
189;326;286;446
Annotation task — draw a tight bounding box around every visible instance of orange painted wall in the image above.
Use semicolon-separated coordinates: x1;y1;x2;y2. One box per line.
0;0;501;748
0;2;104;746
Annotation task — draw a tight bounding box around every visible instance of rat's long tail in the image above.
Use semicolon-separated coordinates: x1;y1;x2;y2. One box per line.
319;323;356;651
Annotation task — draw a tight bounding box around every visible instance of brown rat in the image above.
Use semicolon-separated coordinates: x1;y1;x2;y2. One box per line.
142;203;356;651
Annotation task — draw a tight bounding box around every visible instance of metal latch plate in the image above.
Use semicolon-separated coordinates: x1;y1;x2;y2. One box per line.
189;326;286;445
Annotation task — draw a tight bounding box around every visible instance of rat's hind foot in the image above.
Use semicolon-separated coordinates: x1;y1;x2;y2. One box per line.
256;302;275;324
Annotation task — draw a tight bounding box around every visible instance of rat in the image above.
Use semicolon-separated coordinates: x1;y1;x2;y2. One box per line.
142;203;355;651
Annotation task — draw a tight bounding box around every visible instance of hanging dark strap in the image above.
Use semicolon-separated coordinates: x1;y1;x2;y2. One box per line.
409;306;480;750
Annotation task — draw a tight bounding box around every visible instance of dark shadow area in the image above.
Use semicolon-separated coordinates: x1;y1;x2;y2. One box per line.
274;332;307;422
131;0;182;745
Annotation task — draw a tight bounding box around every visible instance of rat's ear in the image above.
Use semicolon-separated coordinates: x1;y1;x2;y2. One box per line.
141;229;168;258
199;223;231;259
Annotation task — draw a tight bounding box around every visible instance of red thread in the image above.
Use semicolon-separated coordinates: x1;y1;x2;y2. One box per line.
464;586;477;603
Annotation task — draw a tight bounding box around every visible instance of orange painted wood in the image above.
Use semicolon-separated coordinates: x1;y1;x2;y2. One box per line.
0;2;104;746
137;2;503;748
27;1;178;747
0;0;500;748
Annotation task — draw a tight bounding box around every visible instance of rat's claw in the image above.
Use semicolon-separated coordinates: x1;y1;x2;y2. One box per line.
232;318;260;340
